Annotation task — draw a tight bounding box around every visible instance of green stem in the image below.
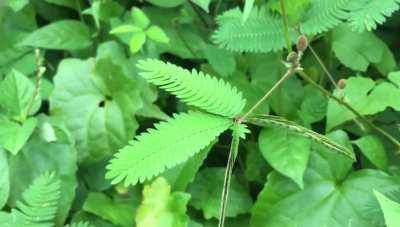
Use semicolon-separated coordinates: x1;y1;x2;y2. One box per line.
308;44;338;89
218;121;240;227
279;0;292;51
24;50;45;121
238;68;295;123
297;70;400;149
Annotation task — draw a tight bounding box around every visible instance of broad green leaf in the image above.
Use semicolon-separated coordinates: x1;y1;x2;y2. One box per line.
39;122;57;142
83;0;124;27
327;76;400;130
0;69;40;119
375;44;397;76
20;20;92;50
131;7;150;29
259;126;311;188
143;7;206;58
0;6;37;75
110;25;142;34
332;25;395;74
374;190;400;227
0;149;9;209
50;58;140;163
7;0;29;11
0;117;37;155
8;118;77;226
250;144;400;227
188;168;252;219
145;0;186;8
96;41;168;120
136;177;190;227
129;32;146;53
203;44;236;77
389;71;400;86
298;85;327;125
83;192;136;227
82;159;111;191
354;135;388;170
190;0;210;13
244;142;269;183
146;25;169;43
270;76;304;119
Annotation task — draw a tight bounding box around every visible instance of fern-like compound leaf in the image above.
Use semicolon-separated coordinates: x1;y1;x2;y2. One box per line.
346;0;400;32
212;7;297;53
1;172;62;227
213;0;400;53
247;115;356;160
16;172;61;225
106;111;233;186
300;0;351;35
137;59;246;118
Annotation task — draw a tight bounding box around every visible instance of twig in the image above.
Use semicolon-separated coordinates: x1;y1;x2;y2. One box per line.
308;44;338;89
25;49;45;121
297;70;400;149
238;68;295;123
218;121;240;227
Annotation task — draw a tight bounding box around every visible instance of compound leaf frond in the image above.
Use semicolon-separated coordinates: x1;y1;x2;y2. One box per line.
212;7;298;53
106;111;233;186
137;59;246;118
346;0;400;32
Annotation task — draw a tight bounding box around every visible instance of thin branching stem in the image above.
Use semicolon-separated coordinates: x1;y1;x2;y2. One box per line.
279;0;292;52
297;70;400;149
238;68;295;123
24;49;45;121
218;121;240;227
308;44;338;89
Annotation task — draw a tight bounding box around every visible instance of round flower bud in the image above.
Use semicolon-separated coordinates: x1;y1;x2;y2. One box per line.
338;79;347;89
286;51;298;63
296;35;308;52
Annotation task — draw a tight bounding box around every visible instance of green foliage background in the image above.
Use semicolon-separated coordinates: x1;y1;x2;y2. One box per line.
1;0;400;226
